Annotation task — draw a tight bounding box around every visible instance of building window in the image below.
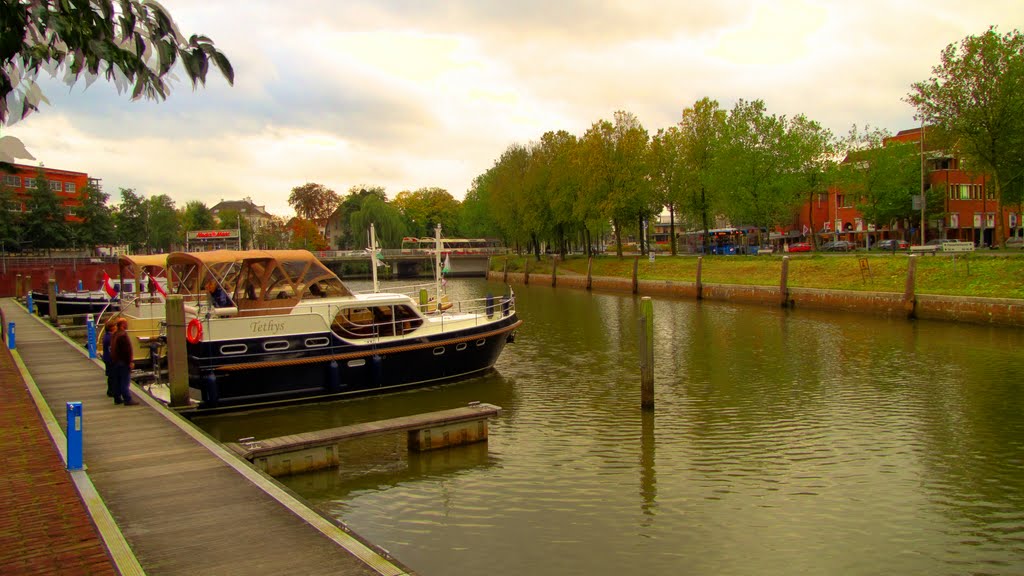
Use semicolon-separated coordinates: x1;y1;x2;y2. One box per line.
24;178;35;189
64;182;76;193
49;180;62;191
2;175;20;187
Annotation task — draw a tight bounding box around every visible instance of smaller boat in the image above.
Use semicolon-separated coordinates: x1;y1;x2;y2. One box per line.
32;279;124;317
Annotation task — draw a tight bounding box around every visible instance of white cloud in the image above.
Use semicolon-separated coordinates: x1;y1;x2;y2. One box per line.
5;0;1023;219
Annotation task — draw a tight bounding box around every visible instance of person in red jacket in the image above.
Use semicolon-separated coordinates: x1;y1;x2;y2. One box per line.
110;318;137;405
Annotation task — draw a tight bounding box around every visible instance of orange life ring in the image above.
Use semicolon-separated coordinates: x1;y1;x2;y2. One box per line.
186;318;203;344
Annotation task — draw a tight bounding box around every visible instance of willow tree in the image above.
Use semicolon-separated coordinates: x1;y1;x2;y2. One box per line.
348;194;406;249
907;27;1024;243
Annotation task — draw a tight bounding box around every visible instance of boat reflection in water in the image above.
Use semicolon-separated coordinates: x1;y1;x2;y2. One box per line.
167;248;520;409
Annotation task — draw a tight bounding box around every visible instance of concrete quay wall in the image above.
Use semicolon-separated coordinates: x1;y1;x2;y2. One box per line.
494;271;1024;328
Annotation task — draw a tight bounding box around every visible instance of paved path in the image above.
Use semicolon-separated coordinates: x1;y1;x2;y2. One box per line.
0;299;412;575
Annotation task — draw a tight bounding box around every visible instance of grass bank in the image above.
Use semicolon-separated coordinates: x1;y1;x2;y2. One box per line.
491;253;1024;300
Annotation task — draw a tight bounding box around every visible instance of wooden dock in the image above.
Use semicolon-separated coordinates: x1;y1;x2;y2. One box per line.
0;298;412;576
226;403;501;476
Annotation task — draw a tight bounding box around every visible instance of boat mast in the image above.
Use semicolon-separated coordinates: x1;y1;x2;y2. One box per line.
435;224;442;300
370;223;379;293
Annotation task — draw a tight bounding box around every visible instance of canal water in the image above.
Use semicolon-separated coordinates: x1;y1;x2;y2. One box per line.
194;278;1024;576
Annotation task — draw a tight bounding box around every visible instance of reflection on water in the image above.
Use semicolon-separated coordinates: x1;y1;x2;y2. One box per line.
195;279;1024;576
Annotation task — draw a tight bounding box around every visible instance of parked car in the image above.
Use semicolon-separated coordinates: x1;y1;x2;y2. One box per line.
874;239;909;251
925;238;958;246
1005;236;1024;249
821;240;856;252
787;242;812;252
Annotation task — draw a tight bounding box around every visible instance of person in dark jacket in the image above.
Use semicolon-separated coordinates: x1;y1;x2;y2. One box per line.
110;318;137;405
101;320;117;397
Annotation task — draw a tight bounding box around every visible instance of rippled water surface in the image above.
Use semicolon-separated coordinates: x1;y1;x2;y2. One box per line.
195;279;1024;575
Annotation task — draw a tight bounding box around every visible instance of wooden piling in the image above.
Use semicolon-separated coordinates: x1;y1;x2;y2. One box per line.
15;274;21;300
165;295;191;407
586;257;593;291
47;278;58;324
551;256;557;287
639;296;654;410
780;256;791;307
524;258;531;285
503;257;508;283
696;257;703;300
632;256;639;294
904;254;918;319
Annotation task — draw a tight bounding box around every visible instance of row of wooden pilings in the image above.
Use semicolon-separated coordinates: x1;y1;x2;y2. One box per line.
501;254;923;316
504;255;925;412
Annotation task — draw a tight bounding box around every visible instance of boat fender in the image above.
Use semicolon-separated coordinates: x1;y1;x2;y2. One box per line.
186;318;203;344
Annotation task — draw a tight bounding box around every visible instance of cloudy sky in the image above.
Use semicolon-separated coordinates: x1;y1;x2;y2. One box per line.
5;0;1023;217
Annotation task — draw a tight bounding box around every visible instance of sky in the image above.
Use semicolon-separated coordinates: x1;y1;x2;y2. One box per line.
4;0;1023;218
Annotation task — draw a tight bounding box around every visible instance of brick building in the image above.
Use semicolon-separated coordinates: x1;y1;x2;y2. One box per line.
1;163;98;223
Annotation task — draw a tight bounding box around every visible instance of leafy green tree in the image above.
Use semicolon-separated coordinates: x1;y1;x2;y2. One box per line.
147;194;178;252
907;26;1024;241
715;99;808;246
214;208;252;249
22;167;67;251
837;126;922;234
179;200;216;237
288;183;340;221
1;0;233;124
483;144;531;252
678;97;726;250
790;115;837;246
331;186;387;249
114;188;148;251
348;194;406;249
393;187;461;239
649;126;687;255
71;183;116;247
0;182;22;249
458;176;501;239
580;111;652;257
532;130;580;257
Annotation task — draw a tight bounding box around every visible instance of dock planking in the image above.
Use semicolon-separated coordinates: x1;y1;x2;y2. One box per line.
1;298;411;576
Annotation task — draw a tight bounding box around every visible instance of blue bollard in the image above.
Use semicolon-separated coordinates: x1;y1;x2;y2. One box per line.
86;315;97;359
7;322;14;349
77;279;84;291
66;402;83;471
26;293;34;314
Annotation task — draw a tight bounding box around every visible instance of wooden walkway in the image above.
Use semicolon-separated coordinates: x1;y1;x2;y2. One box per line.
0;299;412;576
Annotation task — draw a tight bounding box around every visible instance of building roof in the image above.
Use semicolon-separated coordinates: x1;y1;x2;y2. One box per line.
210;199;271;216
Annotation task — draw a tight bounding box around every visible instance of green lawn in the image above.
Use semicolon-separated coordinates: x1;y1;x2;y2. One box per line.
493;253;1024;300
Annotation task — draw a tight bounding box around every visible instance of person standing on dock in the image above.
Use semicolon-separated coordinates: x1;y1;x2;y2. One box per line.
101;320;117;398
110;318;137;405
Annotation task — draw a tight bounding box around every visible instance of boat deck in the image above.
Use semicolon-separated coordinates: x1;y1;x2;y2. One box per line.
0;298;410;576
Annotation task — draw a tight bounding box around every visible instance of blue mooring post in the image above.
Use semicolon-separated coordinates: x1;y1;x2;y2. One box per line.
86;314;97;359
66;402;83;471
26;293;34;314
7;322;14;349
77;279;84;291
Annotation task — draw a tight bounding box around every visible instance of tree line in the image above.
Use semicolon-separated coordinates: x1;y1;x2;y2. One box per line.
461;27;1024;258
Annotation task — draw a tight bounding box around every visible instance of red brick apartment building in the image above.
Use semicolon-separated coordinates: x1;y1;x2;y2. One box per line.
797;127;1020;247
1;163;98;223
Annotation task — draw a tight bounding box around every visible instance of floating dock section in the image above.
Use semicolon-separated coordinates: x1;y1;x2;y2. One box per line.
225;402;502;476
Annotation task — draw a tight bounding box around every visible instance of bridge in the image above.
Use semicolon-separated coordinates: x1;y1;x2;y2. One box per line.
314;249;501;278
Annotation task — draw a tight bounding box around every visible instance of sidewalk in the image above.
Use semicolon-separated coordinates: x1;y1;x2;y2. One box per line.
0;344;117;575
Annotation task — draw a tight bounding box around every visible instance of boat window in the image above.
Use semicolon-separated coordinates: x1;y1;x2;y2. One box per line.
476;339;486;347
347;359;366;368
331;307;376;339
263;340;289;351
304;337;329;348
432;347;445;356
456;342;467;351
393;305;423;333
265;266;296;300
220;344;248;355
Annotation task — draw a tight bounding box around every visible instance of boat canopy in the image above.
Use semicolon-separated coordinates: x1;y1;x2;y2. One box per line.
167;250;352;314
117;254;168;297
